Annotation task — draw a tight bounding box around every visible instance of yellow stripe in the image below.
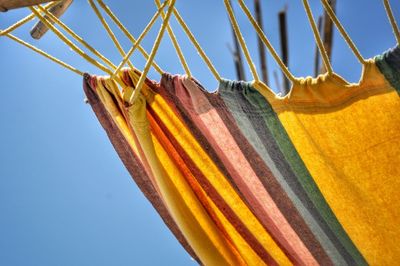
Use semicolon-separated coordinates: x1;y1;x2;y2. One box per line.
205;188;268;265
155;0;192;78
255;64;400;265
94;78;140;157
125;92;246;265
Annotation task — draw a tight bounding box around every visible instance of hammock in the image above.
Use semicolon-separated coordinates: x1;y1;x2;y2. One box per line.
2;0;400;265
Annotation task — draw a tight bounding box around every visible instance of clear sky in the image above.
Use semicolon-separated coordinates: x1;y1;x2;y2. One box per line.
0;1;399;265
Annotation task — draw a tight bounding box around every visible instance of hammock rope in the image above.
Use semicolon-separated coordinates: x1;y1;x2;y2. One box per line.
236;0;296;83
0;1;58;36
3;0;395;87
30;6;114;75
88;0;134;70
383;0;400;44
5;32;83;75
2;1;221;82
37;5;116;71
302;0;333;75
113;0;169;76
129;0;176;105
96;0;164;74
155;0;192;78
170;7;221;81
224;0;260;82
0;3;84;76
319;0;366;65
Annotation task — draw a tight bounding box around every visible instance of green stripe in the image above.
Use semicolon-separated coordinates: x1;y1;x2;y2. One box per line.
375;48;400;95
246;84;367;265
220;87;349;265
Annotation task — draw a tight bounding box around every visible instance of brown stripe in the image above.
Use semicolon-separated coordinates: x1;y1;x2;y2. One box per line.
82;74;200;263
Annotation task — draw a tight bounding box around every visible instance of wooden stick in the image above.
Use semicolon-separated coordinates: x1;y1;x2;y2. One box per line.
229;0;246;81
0;0;51;12
314;15;323;76
0;1;58;35
278;5;289;94
273;70;282;94
254;0;268;85
231;34;246;81
30;0;73;39
320;0;336;73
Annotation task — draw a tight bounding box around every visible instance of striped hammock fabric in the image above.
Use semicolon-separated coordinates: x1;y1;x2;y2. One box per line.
83;46;400;266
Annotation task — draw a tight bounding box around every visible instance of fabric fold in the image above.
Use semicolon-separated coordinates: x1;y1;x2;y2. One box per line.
82;74;199;263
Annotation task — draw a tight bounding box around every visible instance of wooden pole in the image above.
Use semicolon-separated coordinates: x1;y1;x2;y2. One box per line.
0;0;51;12
30;0;73;39
278;6;289;94
254;0;268;85
229;0;246;81
314;15;323;76
320;0;336;73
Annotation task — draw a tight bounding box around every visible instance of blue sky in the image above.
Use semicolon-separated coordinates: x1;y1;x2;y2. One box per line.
0;1;399;265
